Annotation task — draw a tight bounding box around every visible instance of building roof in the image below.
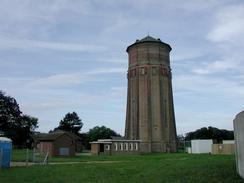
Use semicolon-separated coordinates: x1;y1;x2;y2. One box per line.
126;35;172;52
90;139;141;144
38;130;81;142
38;133;65;141
111;136;124;140
33;132;48;139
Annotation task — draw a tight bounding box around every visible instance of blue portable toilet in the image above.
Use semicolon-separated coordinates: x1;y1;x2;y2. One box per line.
0;137;12;168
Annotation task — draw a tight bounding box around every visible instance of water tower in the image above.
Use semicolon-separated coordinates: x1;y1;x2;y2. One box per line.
125;35;177;153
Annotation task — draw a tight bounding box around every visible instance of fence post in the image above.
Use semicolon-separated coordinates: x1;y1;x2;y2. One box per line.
33;148;35;163
26;148;29;166
43;148;49;165
0;148;3;169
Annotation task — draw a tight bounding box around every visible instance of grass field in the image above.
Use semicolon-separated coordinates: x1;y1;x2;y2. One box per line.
1;152;244;183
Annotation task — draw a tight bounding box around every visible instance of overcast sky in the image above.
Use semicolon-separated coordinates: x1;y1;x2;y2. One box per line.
0;0;244;135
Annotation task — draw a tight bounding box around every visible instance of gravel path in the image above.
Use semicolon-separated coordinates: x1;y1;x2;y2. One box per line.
11;161;123;167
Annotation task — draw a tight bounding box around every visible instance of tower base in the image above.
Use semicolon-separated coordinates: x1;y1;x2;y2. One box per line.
139;141;177;153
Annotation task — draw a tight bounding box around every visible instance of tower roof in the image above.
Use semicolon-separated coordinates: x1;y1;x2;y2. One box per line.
139;35;160;42
126;35;172;52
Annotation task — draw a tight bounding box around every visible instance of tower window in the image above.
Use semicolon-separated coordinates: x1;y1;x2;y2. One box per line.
140;67;145;75
152;67;157;75
161;68;168;77
130;69;136;77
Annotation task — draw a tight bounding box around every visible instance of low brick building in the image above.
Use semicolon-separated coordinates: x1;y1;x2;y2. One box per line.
38;130;81;156
90;139;141;155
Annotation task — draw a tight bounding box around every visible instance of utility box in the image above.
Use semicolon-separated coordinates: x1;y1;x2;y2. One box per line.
0;137;12;168
191;139;213;154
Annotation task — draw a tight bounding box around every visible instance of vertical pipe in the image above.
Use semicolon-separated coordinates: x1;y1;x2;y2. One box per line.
0;148;3;169
26;148;29;166
33;148;35;163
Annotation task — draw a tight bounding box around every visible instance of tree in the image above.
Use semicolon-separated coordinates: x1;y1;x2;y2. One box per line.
7;115;38;148
84;125;121;149
185;126;234;143
0;91;22;131
56;112;83;134
0;90;38;147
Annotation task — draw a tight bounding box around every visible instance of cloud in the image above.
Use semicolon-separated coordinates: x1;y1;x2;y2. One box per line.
0;35;107;52
0;67;127;88
192;59;240;74
28;73;97;87
171;47;205;62
192;3;244;75
207;4;244;42
174;73;244;100
0;0;92;25
87;68;126;75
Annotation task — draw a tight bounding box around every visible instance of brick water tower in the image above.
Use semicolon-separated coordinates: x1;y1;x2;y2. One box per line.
125;36;177;153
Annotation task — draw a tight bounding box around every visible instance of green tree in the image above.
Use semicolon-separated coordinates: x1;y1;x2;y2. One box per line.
56;112;83;134
0;91;22;131
0;91;38;147
84;126;121;149
185;126;234;143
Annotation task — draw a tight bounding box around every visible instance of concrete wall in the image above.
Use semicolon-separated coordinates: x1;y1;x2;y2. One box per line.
234;111;244;179
191;140;213;154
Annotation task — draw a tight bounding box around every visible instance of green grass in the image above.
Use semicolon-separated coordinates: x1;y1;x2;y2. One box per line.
1;152;244;183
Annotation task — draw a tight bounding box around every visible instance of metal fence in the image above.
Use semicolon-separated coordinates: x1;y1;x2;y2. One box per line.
12;148;49;165
177;140;191;152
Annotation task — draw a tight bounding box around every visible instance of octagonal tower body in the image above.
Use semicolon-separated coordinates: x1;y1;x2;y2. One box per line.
125;36;177;153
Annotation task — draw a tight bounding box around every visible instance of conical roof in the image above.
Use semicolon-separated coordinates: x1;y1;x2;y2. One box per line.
138;35;161;43
127;35;171;52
